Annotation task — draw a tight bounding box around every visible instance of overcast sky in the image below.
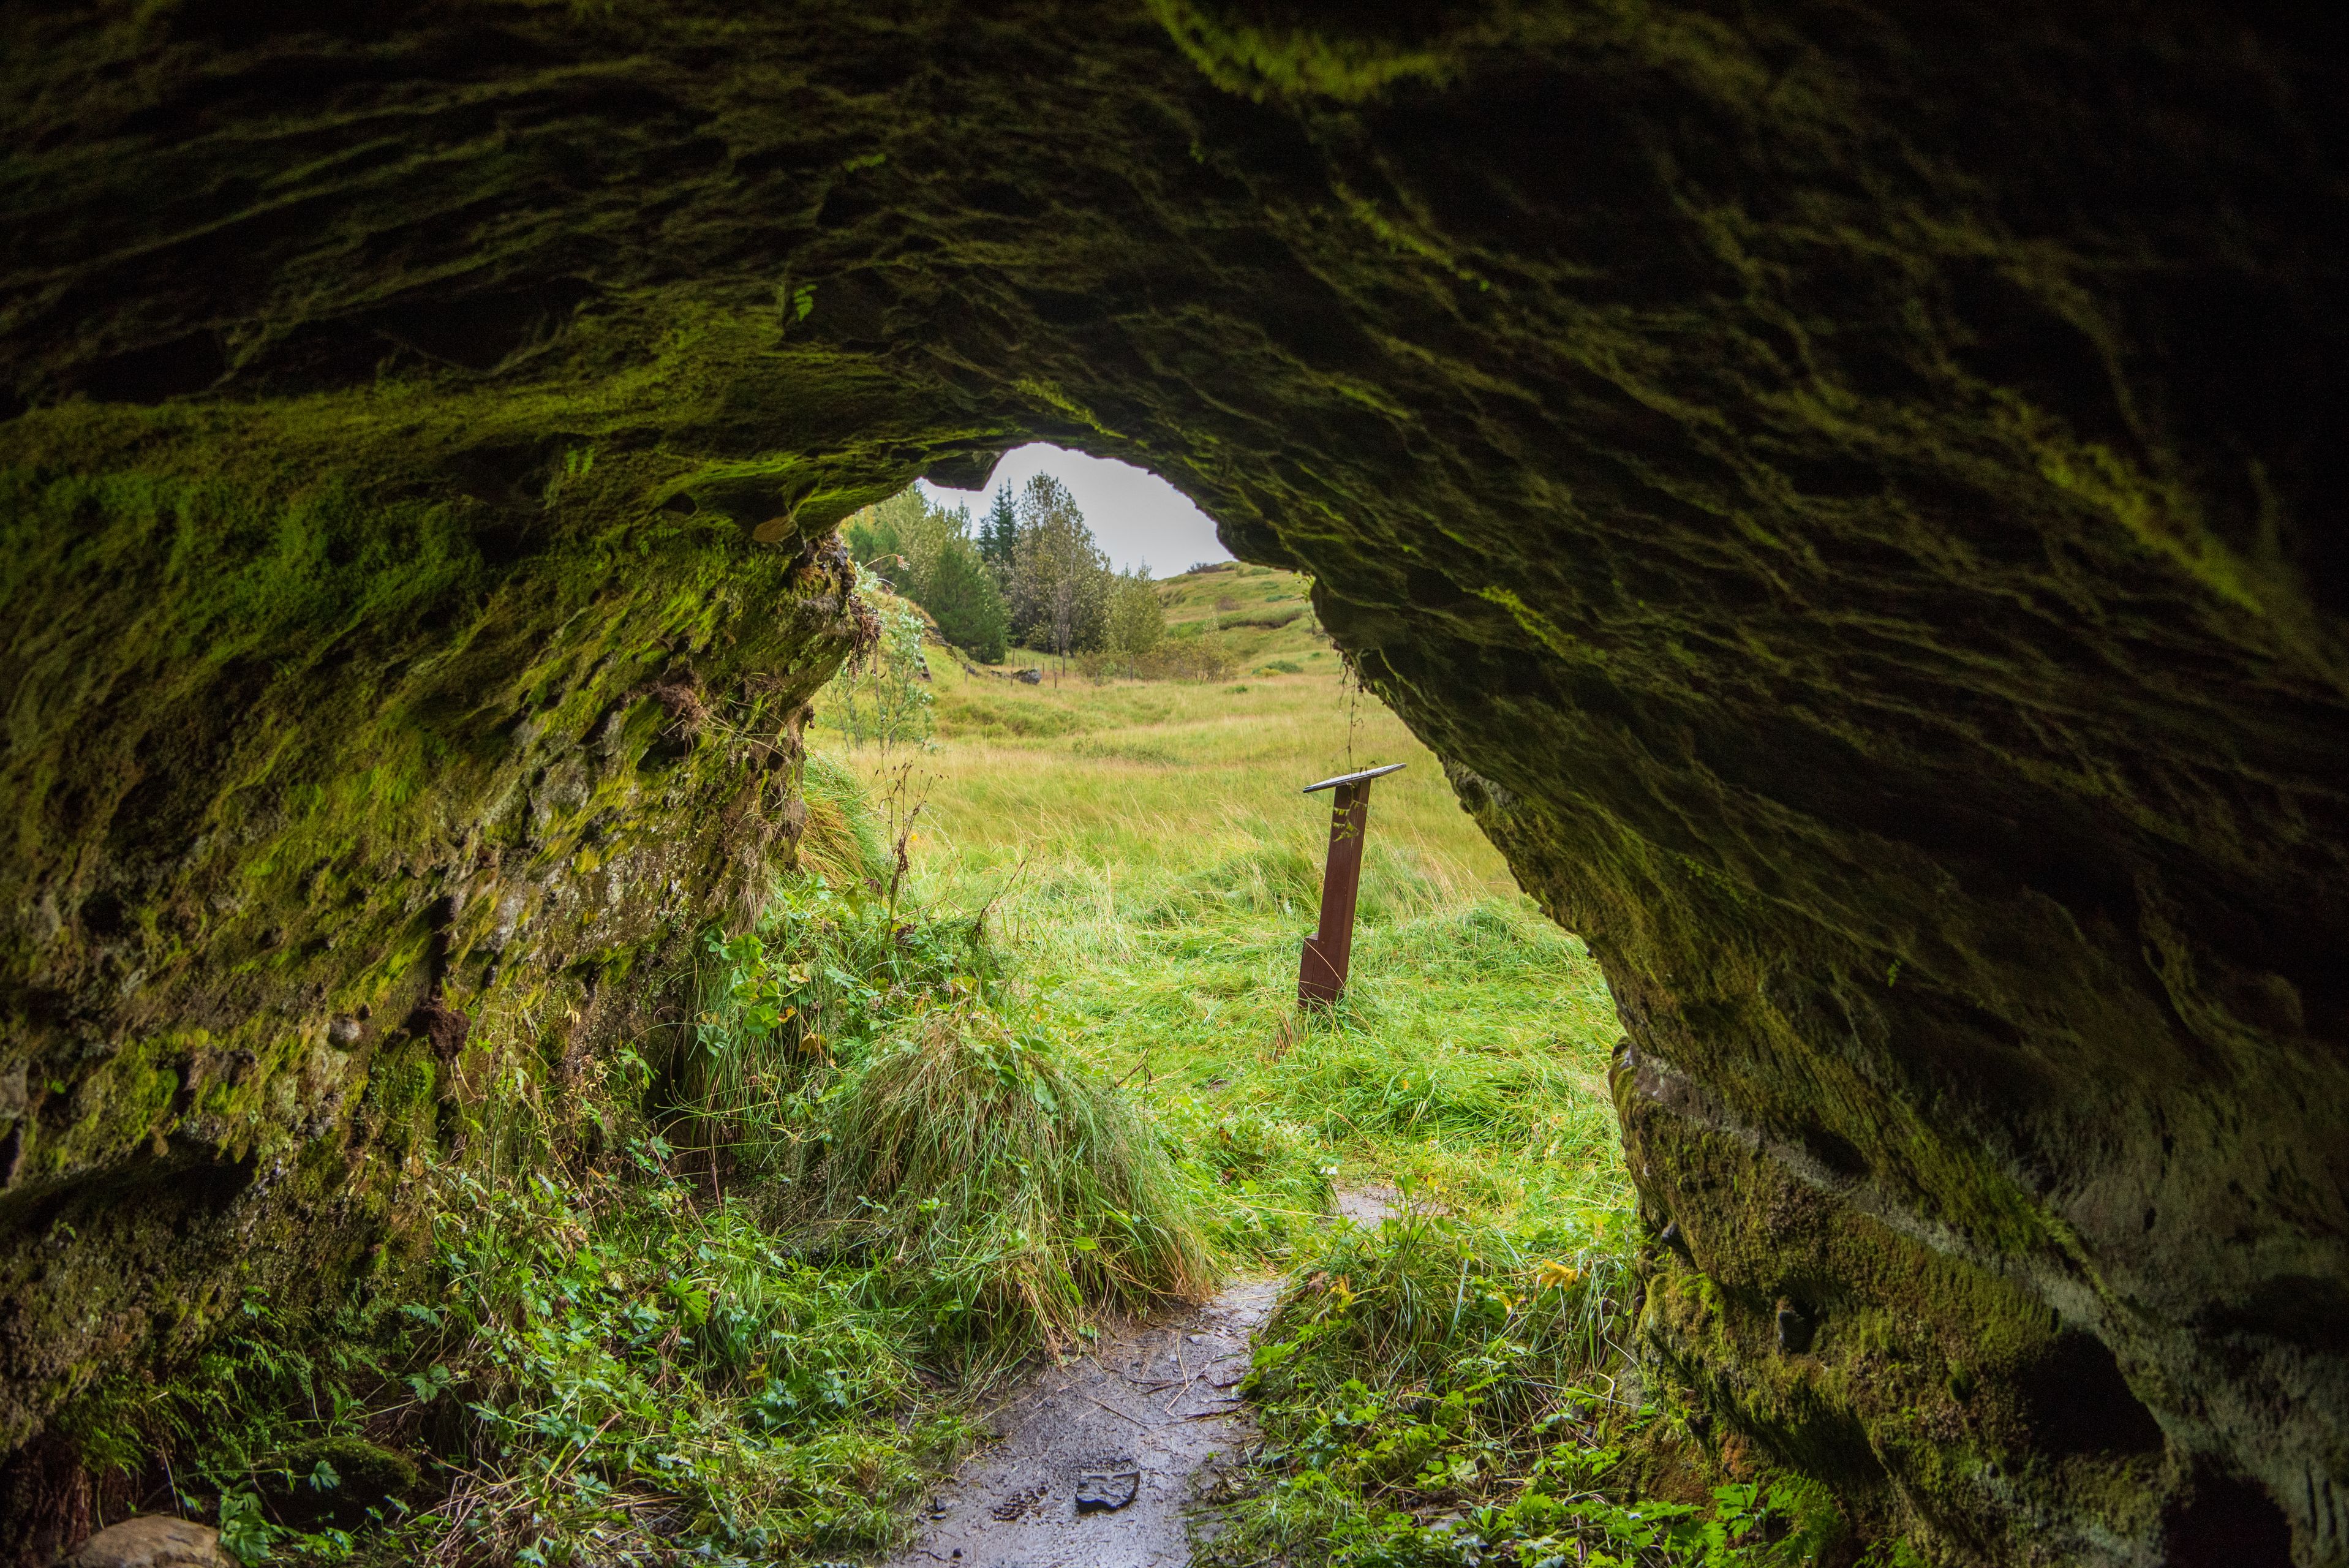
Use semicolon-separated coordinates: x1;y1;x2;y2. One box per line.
917;443;1233;578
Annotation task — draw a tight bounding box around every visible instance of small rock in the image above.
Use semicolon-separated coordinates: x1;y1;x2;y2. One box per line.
1075;1469;1141;1513
1774;1296;1817;1354
62;1517;233;1568
258;1434;420;1528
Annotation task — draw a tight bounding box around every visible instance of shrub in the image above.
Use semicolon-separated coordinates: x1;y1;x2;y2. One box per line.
1138;634;1238;682
820;571;934;752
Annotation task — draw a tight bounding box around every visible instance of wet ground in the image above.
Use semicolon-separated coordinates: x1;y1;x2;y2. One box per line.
883;1189;1404;1568
882;1280;1281;1568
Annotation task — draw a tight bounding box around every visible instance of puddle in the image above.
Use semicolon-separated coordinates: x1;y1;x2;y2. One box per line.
883;1280;1281;1568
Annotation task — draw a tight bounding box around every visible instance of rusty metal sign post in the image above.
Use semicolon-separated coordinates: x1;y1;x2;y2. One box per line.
1298;762;1406;1006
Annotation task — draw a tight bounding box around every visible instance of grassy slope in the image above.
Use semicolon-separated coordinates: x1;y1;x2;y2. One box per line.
832;562;1631;1249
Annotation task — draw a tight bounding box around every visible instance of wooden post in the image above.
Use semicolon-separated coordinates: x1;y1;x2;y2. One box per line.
1299;763;1405;1006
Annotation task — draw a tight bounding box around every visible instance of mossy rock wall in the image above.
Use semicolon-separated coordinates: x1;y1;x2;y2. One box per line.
4;3;2343;1563
0;392;881;1510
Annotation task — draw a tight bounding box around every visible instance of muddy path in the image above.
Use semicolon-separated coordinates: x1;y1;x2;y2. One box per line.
881;1280;1280;1568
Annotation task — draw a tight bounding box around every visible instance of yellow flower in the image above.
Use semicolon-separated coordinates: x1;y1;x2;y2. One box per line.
1533;1260;1582;1292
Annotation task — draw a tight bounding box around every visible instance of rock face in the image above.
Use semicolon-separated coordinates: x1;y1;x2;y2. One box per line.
2;3;2341;1564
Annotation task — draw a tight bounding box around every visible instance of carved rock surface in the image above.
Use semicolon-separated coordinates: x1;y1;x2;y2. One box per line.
2;4;2342;1564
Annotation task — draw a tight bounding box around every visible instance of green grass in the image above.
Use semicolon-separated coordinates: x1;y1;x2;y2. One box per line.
820;571;1628;1248
677;759;1216;1374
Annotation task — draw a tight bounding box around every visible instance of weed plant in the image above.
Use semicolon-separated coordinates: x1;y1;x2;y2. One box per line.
70;1057;963;1567
386;1144;953;1567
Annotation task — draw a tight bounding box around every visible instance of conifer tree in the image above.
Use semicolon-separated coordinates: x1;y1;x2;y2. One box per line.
922;537;1011;663
976;486;1020;584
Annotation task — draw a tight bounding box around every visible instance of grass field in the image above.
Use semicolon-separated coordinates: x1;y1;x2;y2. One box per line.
790;568;1823;1566
816;560;1632;1254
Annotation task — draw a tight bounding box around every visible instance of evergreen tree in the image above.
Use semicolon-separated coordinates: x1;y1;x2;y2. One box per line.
976;486;1020;583
1006;474;1111;678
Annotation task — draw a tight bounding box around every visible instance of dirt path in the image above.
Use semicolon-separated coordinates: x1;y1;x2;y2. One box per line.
881;1280;1280;1568
884;1191;1408;1568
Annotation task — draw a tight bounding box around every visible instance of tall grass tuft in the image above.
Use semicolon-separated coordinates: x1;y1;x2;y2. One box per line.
797;747;895;889
676;815;1213;1373
783;1005;1214;1368
1253;1208;1633;1422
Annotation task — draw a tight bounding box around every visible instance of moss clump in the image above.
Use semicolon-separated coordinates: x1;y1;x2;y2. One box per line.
255;1436;420;1529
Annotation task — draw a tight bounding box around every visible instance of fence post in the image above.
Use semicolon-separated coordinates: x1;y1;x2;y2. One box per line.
1299;763;1406;1006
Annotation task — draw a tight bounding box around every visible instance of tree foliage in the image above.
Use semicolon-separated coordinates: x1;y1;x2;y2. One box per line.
842;489;1010;662
922;541;1011;663
863;475;1164;679
1106;568;1165;675
1005;474;1112;674
977;486;1020;581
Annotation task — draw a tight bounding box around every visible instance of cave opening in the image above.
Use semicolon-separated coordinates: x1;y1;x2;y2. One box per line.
767;462;1657;1568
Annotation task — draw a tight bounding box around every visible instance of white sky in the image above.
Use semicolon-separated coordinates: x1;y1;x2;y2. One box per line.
917;443;1233;578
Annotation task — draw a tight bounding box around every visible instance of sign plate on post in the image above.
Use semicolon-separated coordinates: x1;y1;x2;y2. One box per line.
1299;763;1406;1006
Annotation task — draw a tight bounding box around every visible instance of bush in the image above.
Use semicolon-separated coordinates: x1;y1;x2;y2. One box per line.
819;571;934;751
1138;633;1238;682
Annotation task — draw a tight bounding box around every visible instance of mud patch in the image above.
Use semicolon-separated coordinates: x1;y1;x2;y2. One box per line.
886;1280;1279;1568
1333;1185;1404;1226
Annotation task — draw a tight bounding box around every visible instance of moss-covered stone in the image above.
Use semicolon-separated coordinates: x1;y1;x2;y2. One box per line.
2;2;2343;1564
255;1434;419;1528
